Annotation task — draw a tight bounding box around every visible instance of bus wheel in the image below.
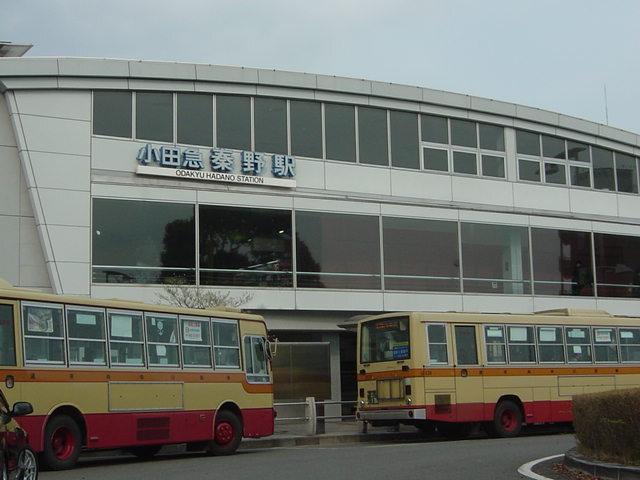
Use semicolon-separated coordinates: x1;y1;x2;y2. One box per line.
208;410;242;456
437;422;473;440
42;415;82;470
128;445;162;459
491;400;523;438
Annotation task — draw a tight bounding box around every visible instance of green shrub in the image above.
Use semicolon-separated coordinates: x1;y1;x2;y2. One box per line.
573;387;640;465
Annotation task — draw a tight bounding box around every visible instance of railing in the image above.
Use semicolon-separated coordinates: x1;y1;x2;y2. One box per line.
274;397;358;435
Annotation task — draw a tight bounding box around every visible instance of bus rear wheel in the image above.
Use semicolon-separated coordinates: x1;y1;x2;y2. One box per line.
490;400;523;438
42;415;82;470
208;410;242;456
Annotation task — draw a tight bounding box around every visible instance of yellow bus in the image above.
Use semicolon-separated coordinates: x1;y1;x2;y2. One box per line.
356;309;640;438
0;279;274;470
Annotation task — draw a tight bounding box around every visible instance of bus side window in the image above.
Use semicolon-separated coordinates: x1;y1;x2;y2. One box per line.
22;303;65;364
454;325;478;365
620;328;640;362
484;325;506;364
212;320;241;369
426;324;448;365
0;304;16;365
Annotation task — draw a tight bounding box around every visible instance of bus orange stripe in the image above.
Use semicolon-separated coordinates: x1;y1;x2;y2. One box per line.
1;369;272;394
357;365;640;381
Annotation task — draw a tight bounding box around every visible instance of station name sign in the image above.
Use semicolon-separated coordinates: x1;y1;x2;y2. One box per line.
135;144;296;188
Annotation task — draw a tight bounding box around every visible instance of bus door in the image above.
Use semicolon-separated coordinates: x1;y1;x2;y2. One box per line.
452;325;483;422
0;300;20;398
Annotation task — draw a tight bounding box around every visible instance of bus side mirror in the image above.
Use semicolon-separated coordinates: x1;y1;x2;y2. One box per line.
11;402;33;417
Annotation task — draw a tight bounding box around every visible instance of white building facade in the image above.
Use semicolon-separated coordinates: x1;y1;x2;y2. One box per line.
2;57;640;403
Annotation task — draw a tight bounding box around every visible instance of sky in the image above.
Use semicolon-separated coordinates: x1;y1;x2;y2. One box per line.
2;0;640;133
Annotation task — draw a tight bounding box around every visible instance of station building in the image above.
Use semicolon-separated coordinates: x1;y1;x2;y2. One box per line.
2;53;640;407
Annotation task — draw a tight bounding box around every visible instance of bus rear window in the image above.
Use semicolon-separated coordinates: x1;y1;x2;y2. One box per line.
361;317;410;363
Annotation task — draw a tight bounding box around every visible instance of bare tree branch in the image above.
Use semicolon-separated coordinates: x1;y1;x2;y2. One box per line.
156;278;253;310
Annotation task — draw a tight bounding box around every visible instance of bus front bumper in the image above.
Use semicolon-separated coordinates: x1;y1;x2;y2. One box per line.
356;408;426;421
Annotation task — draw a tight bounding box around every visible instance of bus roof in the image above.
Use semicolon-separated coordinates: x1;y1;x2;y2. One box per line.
0;279;264;323
357;309;640;327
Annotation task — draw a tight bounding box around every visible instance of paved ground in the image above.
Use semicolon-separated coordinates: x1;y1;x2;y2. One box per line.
41;430;576;480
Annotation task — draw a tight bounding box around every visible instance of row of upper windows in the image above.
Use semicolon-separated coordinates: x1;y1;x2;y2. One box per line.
427;323;640;366
12;301;268;380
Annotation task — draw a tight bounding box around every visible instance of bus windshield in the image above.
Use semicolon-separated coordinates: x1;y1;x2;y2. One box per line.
361;317;410;363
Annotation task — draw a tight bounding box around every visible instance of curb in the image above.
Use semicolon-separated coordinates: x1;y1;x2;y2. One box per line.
518;454;563;480
240;431;424;450
564;448;640;479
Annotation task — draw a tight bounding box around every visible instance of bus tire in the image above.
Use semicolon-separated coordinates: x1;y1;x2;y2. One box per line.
127;445;162;459
437;422;474;440
491;400;523;438
208;410;242;456
42;415;82;470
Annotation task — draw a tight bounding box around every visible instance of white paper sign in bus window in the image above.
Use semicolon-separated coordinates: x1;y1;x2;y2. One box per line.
111;315;133;338
621;330;635;339
76;313;97;326
27;308;54;334
509;327;528;342
486;327;503;338
183;321;203;342
594;329;612;343
568;329;586;339
539;327;557;342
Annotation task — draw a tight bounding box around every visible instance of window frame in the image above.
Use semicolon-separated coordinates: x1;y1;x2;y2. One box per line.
145;312;181;369
180;315;213;369
453;324;479;366
243;335;271;384
536;325;566;364
592;326;619;364
107;308;146;368
619;327;640;363
506;324;537;364
564;326;593;364
0;302;17;366
483;324;507;365
425;323;449;366
22;301;66;366
211;318;241;370
65;305;108;367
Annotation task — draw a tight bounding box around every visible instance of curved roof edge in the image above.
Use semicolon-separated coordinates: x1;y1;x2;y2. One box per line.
0;56;638;147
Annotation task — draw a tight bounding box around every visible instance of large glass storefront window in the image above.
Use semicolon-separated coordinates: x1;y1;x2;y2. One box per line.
531;228;594;296
216;95;251;150
199;206;293;287
92;199;195;284
254;97;287;155
383;217;459;292
296;211;381;289
461;223;531;294
594;233;640;298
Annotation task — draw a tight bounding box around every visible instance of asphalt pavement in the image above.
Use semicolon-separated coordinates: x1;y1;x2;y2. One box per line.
40;430;576;480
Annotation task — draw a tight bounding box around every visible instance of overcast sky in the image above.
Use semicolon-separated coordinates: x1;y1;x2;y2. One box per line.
3;0;639;133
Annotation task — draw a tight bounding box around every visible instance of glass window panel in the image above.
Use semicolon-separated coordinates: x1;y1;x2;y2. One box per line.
67;308;105;339
531;228;594;296
254;97;287;154
519;159;541;182
594;233;640;298
565;327;591;344
358;106;388;166
570;166;591;188
507;326;536;363
567;345;592;363
427;324;448;365
24;338;64;363
0;305;16;365
22;304;64;338
450;119;477;148
212;321;239;347
421;114;448;144
290;100;322;158
545;162;566;184
383;217;459;292
593;328;617;363
567;141;590;162
199;205;292;287
296;211;381;289
109;312;144;342
479;124;504;151
454;325;478;365
69;340;106;365
615;153;638;193
423;148;448;172
181;318;211;346
516;130;540;156
216;95;251;150
481;155;505;178
93;91;131;138
390;111;419;169
215;347;240;368
92;199;195;285
592;147;616;191
484;326;506;364
453;151;477;175
360;317;410;363
542;135;566;159
183;346;212;367
537;326;565;363
177;93;213;146
325;103;356;162
136;92;173;143
246;337;269;382
110;343;144;366
461;223;531;294
620;328;640;362
146;315;178;344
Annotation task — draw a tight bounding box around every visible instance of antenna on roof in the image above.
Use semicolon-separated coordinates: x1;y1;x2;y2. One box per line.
603;83;609;126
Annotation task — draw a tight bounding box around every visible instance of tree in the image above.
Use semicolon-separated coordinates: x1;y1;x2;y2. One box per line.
156;279;253;310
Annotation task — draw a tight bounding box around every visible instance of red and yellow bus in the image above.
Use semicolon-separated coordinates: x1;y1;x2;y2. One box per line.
0;279;274;469
356;309;640;438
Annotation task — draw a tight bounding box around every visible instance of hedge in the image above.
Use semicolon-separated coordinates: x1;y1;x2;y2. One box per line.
573;387;640;465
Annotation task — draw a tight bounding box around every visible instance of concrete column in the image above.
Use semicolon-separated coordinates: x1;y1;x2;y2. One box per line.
321;332;342;420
